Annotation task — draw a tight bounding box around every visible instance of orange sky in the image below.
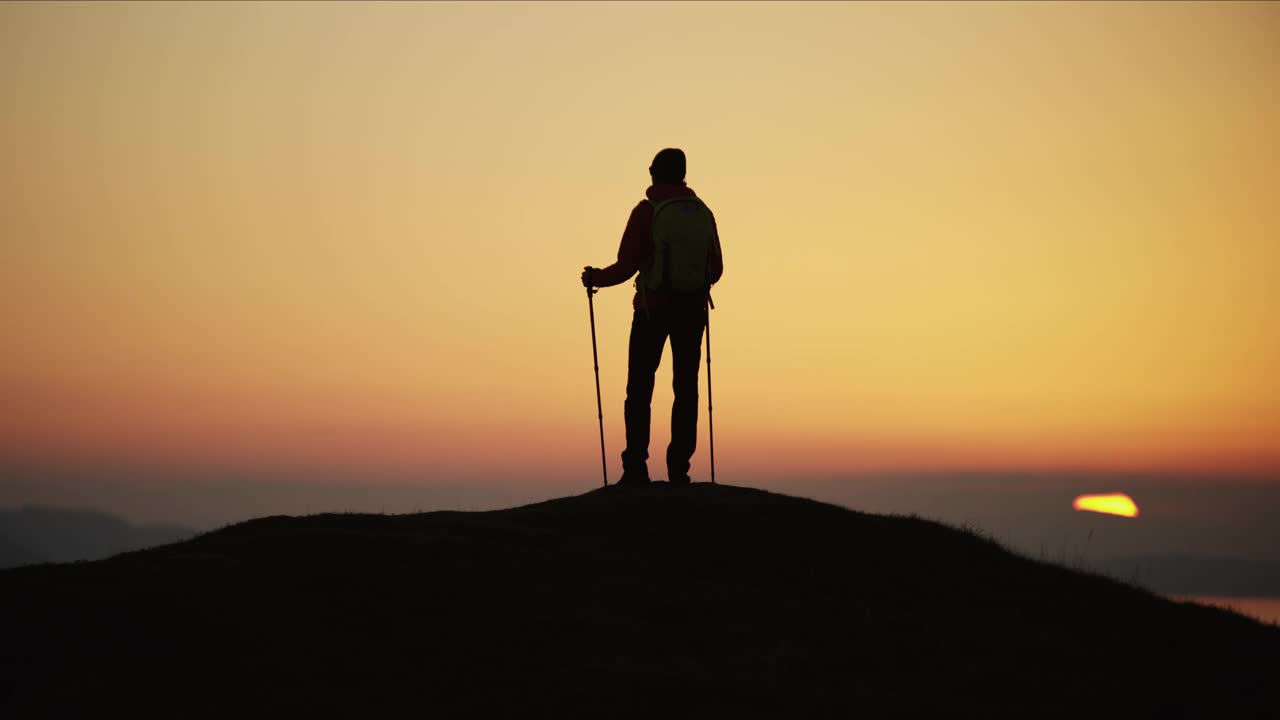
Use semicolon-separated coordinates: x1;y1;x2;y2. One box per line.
2;2;1278;484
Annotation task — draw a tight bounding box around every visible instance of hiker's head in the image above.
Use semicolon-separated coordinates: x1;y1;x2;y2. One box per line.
649;148;686;185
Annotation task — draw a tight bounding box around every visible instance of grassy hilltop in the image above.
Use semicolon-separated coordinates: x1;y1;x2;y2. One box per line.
2;483;1276;717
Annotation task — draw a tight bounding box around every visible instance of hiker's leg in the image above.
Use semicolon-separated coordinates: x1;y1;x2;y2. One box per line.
667;301;705;479
622;308;667;477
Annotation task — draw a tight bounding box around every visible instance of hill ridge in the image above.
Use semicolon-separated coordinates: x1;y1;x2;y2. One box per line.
3;483;1276;716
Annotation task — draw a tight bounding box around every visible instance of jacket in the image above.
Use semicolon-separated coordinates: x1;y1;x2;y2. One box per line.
592;183;724;308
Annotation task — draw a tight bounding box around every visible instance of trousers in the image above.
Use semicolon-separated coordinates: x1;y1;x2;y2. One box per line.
621;297;706;479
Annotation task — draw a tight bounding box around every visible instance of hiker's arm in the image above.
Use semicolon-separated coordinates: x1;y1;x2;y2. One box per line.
590;202;650;288
707;211;724;285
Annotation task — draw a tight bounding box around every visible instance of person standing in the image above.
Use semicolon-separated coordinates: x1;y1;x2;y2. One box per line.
581;148;723;484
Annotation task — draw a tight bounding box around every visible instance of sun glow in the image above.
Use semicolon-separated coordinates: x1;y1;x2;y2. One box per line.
1073;493;1140;518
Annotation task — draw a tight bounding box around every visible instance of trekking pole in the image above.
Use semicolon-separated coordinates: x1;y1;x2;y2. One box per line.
706;294;716;484
586;275;607;487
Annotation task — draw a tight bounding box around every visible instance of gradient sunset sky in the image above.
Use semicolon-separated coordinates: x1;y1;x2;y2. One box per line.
3;2;1277;491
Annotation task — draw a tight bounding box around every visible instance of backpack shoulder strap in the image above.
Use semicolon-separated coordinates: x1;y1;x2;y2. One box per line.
651;195;704;216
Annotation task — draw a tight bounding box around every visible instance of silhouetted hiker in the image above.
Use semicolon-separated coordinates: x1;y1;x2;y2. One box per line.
581;148;723;485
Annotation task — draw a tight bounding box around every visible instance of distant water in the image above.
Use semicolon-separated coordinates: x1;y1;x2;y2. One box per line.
1175;596;1280;626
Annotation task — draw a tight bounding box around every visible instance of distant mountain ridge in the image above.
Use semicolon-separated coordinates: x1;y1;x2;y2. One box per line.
2;484;1276;716
0;532;42;567
1096;553;1280;596
0;506;195;568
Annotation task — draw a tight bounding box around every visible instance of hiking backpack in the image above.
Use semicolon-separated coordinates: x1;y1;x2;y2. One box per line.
639;197;716;295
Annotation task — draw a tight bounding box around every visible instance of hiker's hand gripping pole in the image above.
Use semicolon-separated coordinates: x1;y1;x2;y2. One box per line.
586;271;607;487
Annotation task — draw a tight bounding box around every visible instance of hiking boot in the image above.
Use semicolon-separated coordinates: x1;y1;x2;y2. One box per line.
668;474;691;485
616;470;651;486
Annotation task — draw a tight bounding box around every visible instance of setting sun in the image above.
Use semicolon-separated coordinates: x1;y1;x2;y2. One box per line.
1073;493;1140;518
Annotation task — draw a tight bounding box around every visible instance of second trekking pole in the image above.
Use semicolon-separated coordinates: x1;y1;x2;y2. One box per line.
706;295;716;484
586;276;607;487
